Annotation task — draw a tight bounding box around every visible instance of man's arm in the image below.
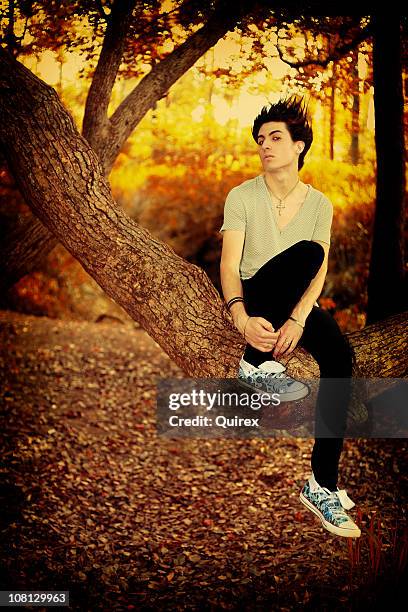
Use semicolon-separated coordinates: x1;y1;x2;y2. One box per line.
220;230;279;353
290;240;330;325
220;230;249;334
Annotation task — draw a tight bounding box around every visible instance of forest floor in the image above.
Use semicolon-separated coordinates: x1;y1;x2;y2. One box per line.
0;309;407;611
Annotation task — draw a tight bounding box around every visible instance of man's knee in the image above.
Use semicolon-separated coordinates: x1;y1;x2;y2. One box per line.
306;240;325;265
292;240;325;266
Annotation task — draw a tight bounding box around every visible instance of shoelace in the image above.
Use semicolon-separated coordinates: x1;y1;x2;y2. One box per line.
320;485;355;510
314;488;349;521
249;372;291;392
335;488;355;510
259;371;295;389
309;480;356;510
253;371;290;381
266;372;287;379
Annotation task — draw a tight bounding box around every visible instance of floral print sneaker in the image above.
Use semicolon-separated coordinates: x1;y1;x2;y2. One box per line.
238;357;309;402
299;473;361;538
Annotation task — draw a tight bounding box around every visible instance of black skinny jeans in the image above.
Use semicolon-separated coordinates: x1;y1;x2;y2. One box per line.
241;240;353;491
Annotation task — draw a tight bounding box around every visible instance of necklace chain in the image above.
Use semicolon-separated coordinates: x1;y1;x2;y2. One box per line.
265;177;300;216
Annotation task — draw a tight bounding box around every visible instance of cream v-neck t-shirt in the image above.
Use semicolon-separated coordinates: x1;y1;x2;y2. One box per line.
219;174;333;281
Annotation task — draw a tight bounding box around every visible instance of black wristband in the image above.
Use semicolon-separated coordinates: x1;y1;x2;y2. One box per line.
226;297;244;311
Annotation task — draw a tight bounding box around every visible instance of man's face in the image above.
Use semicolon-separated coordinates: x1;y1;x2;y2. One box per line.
256;121;302;172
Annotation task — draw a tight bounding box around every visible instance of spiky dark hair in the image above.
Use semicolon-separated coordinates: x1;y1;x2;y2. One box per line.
252;96;313;170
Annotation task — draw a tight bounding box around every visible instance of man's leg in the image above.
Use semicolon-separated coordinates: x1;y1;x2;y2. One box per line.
242;240;324;367
299;306;353;490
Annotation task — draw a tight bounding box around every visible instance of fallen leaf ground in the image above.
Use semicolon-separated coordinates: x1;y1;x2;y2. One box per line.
0;310;407;611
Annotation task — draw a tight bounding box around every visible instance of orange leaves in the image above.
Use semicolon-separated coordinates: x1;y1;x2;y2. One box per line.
319;297;336;310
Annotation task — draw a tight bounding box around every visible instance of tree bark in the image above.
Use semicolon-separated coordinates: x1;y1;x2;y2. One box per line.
82;0;137;160
0;0;264;292
1;49;407;381
366;14;407;323
0;215;56;298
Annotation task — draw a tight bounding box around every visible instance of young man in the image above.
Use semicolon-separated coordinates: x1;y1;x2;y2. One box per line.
219;97;361;538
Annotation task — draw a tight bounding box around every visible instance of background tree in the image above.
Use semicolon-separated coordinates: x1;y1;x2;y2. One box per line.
349;49;361;166
366;13;407;324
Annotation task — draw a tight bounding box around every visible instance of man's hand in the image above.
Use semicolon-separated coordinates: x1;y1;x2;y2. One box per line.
243;316;280;352
273;319;304;359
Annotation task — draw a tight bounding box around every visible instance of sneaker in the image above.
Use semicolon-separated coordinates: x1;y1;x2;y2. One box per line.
238;357;309;402
299;473;361;538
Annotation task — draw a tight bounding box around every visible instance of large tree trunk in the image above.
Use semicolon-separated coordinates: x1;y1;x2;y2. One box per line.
1;49;407;381
366;14;407;323
0;0;264;293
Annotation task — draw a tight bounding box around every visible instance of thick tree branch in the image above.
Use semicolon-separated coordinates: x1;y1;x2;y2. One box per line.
94;0;109;19
82;0;137;150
